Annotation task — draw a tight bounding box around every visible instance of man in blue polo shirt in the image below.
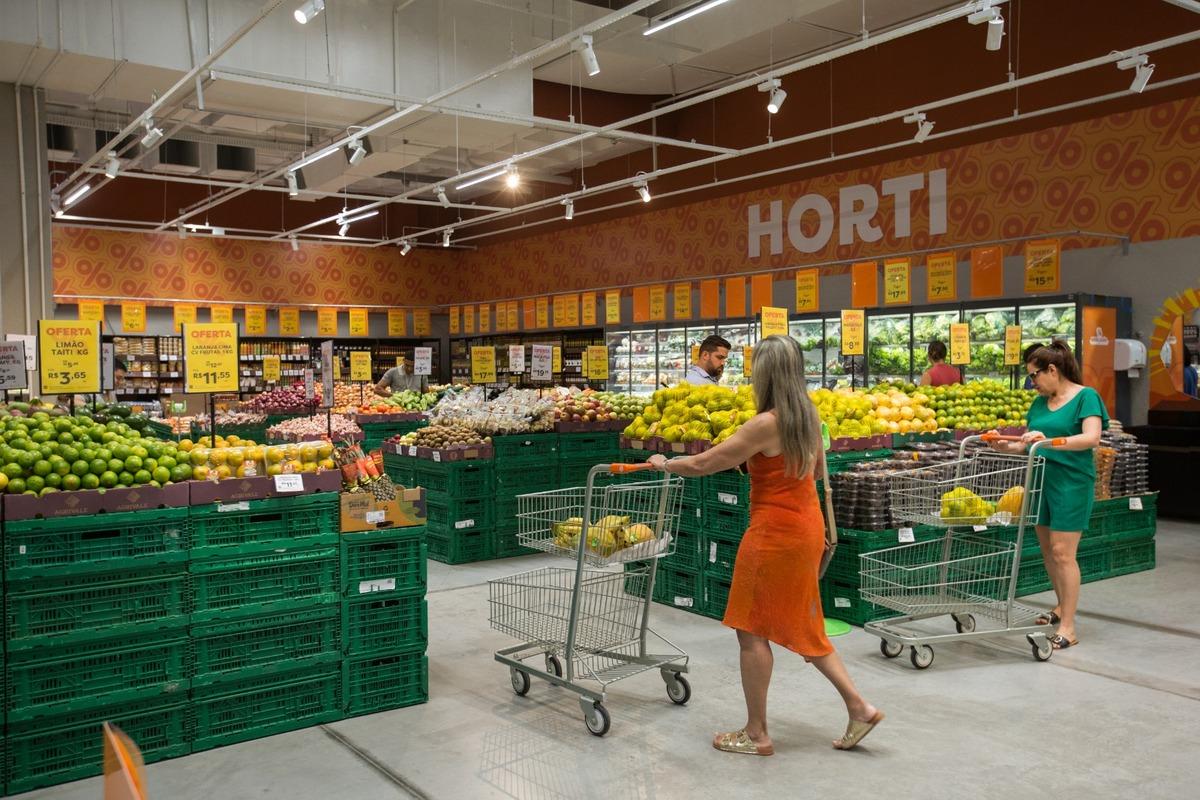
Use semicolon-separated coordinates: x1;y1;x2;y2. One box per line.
685;335;731;385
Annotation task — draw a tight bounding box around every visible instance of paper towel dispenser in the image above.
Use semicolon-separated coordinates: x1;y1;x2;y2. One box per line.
1115;339;1147;375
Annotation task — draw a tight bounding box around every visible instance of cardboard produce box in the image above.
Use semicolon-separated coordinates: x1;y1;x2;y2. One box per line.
340;487;427;532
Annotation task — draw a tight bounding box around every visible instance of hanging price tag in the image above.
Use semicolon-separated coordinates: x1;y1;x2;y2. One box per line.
471;346;497;383
760;306;789;338
413;309;432;337
210;305;233;324
263;355;281;383
552;346;563;374
121;301;146;333
350;350;372;382
279;307;301;336
884;258;911;305
795;269;819;313
950;323;971;365
274;474;304;493
1004;325;1024;366
926;253;957;303
743;345;753;377
840;310;865;356
509;345;526;373
586;346;608;381
173;304;197;334
245;306;267;335
183;323;239;393
349;308;369;337
318;308;338;336
605;291;621;325
531;345;553;382
413;347;432;376
388;309;407;337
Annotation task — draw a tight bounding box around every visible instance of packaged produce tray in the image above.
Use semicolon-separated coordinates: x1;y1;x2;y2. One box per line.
191;603;342;688
344;651;428;717
189;492;340;560
343;594;428;657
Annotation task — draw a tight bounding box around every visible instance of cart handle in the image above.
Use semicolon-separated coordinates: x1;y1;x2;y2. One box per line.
609;462;655;474
981;432;1068;446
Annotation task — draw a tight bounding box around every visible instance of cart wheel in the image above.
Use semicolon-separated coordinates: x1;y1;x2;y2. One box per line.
545;654;563;678
665;674;691;706
953;614;977;634
910;645;935;670
1028;634;1053;662
584;702;611;737
510;667;531;696
880;639;904;659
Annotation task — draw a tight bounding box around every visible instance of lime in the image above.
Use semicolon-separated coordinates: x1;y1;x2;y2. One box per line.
99;471;118;488
57;432;74;444
152;466;171;483
96;448;112;462
32;460;51;477
108;459;125;474
44;473;62;488
111;444;131;461
2;463;21;479
159;456;177;470
134;469;152;484
25;475;44;493
81;473;100;490
118;471;134;486
52;459;70;476
39;486;57;496
7;478;26;494
124;455;143;472
16;451;36;470
62;474;81;491
143;458;157;473
71;460;90;477
170;465;189;482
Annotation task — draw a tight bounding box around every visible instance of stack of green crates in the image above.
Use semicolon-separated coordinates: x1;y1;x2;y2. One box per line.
2;508;193;794
493;433;559;560
341;526;429;717
416;458;497;563
187;493;344;752
359;418;428;452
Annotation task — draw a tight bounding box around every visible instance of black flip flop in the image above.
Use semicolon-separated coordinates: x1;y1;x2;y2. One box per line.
1051;634;1078;650
1037;611;1061;626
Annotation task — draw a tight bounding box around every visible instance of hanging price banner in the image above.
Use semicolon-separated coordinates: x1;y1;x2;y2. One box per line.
531;345;553;382
38;320;101;394
760;306;789;339
317;308;338;336
552;296;566;328
245;306;267;335
471;347;496;383
795;269;819;313
413;347;432;376
605;291;621;325
262;355;281;383
464;307;476;335
174;304;197;334
333;357;342;381
506;301;519;332
536;297;550;329
743;345;753;377
448;306;461;335
1025;239;1061;293
1004;325;1024;366
78;301;104;328
413;309;432;337
674;284;692;319
926;253;957;303
581;292;597;327
552;346;562;374
183;323;239;393
691;344;700;365
388;309;406;337
840;310;865;356
649;285;667;321
350;350;372;382
884;258;911;305
586;346;609;381
210;305;233;324
564;294;580;327
479;304;491;333
279;307;300;336
121;302;146;333
950;323;971;365
349;308;369;337
509;345;526;373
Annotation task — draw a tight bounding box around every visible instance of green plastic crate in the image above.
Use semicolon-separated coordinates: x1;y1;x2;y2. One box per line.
705;502;750;537
341;527;427;598
426;525;493;564
819;579;901;627
1086;505;1158;538
191;604;342;688
5;635;190;724
677;503;704;535
382;453;416;488
1089;493;1158;518
425;493;495;531
491;524;537;559
343;595;428;657
702;572;733;620
557;431;620;459
412;458;494;497
189;547;340;623
495;466;559;496
702;528;742;580
360;420;428;451
558;457;623;489
190;666;343;752
1109;538;1156;577
492;432;559;463
3;506;190;580
495;494;521;529
707;469;750;509
4;566;189;653
653;565;702;611
665;528;702;572
344;651;428;717
832;526;944;586
189;493;340;560
3;698;190;795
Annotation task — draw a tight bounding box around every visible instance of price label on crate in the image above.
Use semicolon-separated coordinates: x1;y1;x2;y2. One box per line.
274;474;304;493
898;527;915;543
1129;497;1143;511
455;519;475;530
834;597;851;608
973;524;988;532
364;510;387;525
359;578;395;594
674;596;694;608
407;446;417;457
218;501;250;513
709;542;718;563
717;492;739;506
183;323;239;393
38;320;101;394
432;451;442;463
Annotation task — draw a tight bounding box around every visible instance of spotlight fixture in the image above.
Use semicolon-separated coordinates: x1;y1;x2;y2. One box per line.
578;34;600;77
286;170;299;197
290;236;299;252
967;2;1004;51
1117;53;1155;93
338;222;350;237
293;0;325;24
140;118;164;149
63;183;92;208
443;229;452;248
49;194;62;217
904;112;935;143
563;198;574;220
633;174;652;203
104;152;120;179
346;137;367;166
757;78;786;114
436;186;451;208
177;223;187;239
400;240;412;256
505;163;520;189
643;0;732;36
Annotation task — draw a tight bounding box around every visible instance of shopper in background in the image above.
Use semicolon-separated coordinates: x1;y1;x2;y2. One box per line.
1183;345;1198;399
1022;343;1043;390
919;340;961;386
374;356;426;397
986;341;1108;650
648;335;882;756
684;335;731;385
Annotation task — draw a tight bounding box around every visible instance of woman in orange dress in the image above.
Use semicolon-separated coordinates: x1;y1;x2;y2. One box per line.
648;335;883;756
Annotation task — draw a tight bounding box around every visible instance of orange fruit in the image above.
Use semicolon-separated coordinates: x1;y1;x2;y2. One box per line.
215;465;232;479
192;465;209;480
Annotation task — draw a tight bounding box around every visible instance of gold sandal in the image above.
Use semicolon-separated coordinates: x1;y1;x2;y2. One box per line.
833;711;885;750
713;729;774;756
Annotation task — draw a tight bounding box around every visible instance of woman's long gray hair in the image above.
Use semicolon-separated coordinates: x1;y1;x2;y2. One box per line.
751;335;823;479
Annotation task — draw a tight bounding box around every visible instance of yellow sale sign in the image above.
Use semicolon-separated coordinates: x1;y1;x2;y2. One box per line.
38;319;101;395
506;301;519;332
317;308;338;336
581;292;597;327
348;308;369;337
210;305;233;324
552;346;562;373
926;253;957;303
840;309;865;356
471;346;497;384
387;309;406;337
743;345;753;377
479;304;491;333
244;306;267;335
413;309;432;337
950;322;971;365
262;355;281;383
183;323;239;393
1004;325;1024;366
586;346;609;381
448;306;460;335
121;302;146;333
605;291;621;325
649;285;667;321
760;306;789;339
795;269;819;313
350;350;372;382
674;284;692;319
78;301;104;327
536;297;550;329
279;307;300;335
1025;239;1060;293
173;304;197;334
884;258;911;306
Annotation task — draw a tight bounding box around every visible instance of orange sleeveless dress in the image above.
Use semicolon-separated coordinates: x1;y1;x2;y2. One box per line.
721;453;833;658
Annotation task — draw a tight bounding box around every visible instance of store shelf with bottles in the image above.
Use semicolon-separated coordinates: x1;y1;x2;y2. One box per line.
109;335;185;397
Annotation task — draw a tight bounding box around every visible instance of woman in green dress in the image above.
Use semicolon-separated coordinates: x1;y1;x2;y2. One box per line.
987;341;1108;649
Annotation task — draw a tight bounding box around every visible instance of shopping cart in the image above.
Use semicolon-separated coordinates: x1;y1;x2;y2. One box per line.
489;463;690;736
860;433;1065;669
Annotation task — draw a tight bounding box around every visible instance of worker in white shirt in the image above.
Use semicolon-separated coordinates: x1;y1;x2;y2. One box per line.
684;335;731;385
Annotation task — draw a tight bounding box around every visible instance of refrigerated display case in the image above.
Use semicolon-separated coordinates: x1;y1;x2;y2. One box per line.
657;327;689;386
912;309;960;377
965;306;1016;382
789;318;825;390
630;329;659;392
824;317;852;387
607;330;632;394
718;322;755;387
1020;302;1077;352
868;314;912;386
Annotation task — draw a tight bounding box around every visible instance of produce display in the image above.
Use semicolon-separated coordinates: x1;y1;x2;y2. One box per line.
355;390;438;415
551;388;627;425
190;411;268;431
390;423;489;449
180;438;336;479
267;415;363;442
430;387;555;435
623;384;757;444
595;392;647;421
242;385;319;413
336;442;396;500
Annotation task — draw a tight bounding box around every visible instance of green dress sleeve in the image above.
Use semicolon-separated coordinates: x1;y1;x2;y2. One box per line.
1075;387;1110;430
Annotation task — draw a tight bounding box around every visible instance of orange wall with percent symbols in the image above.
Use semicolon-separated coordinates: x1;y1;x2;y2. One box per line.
52;96;1200;310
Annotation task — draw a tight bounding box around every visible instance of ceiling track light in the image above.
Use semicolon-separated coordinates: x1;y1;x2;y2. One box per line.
1117;53;1155;93
563;198;574;221
338;209;379;226
290;236;299;252
63;183;92;208
456;168;507;192
443;229;453;248
643;0;732;36
435;186;451;209
578;34;600;77
400;241;412;256
104;152;120;179
633;174;652;203
904;112;935;143
505;163;520;189
757;78;786;114
967;2;1004;51
140;118;164;150
210;226;225;236
286;170;299;197
346;137;367;166
293;0;325;24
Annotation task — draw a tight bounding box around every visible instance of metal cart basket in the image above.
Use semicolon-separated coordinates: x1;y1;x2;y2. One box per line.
489;463;690;736
862;433;1064;669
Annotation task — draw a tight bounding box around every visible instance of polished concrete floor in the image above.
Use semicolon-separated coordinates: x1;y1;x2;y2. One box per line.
14;520;1200;799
